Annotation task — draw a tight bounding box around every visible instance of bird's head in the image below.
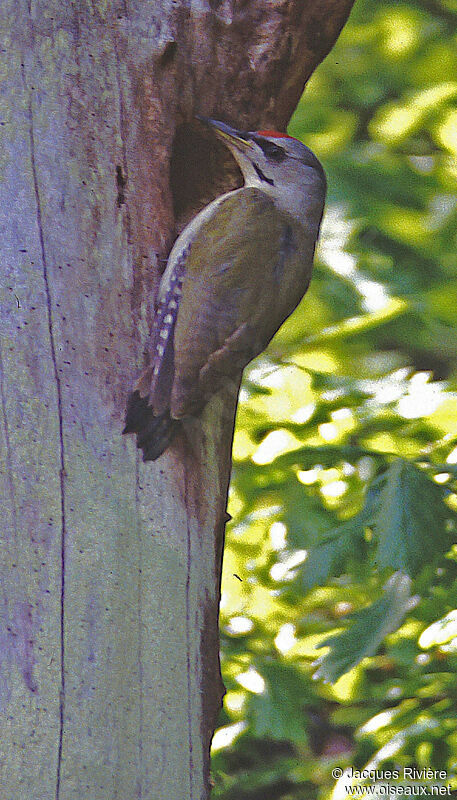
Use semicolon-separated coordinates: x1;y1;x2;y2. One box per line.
196;115;326;221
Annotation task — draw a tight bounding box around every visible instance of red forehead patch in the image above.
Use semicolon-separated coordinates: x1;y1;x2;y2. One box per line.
256;130;295;139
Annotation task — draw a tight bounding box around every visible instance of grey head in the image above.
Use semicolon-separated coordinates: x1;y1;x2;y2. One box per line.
197;116;327;224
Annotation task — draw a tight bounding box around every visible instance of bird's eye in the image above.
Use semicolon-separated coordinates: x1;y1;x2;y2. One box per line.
255;139;286;161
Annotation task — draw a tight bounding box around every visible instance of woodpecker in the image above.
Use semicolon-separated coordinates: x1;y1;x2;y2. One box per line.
123;117;326;460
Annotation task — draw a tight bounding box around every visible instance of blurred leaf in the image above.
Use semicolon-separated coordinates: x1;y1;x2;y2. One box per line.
374;459;455;576
301;298;409;348
370;83;457;143
297;515;367;592
301;460;455;584
248;662;311;743
314;572;412;682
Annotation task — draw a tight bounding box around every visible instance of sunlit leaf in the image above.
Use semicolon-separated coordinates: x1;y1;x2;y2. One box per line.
301;298;409;348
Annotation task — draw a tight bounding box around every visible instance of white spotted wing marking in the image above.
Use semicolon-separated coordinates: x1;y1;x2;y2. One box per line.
149;246;189;388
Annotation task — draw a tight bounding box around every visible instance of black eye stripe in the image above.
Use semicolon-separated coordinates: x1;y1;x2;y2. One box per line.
253;138;286;161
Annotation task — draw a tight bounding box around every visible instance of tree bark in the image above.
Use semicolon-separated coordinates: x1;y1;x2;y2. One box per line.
0;1;354;798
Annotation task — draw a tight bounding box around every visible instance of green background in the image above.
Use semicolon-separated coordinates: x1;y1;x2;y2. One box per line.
213;0;457;797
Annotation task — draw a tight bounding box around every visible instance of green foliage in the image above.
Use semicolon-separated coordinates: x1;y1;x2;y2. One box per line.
213;0;457;797
373;460;455;575
315;572;413;682
248;662;312;743
299;458;455;592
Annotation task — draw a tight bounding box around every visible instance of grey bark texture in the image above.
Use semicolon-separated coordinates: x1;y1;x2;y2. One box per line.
0;1;355;798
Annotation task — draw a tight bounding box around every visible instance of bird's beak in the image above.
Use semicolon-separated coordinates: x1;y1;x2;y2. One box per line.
196;115;253;150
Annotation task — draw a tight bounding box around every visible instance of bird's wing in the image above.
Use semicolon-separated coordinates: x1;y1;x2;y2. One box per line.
170;186;307;418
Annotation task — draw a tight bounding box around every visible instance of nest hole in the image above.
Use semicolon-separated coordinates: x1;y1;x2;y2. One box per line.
170;121;243;234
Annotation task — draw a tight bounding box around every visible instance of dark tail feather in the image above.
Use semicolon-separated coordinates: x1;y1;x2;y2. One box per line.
123;390;178;461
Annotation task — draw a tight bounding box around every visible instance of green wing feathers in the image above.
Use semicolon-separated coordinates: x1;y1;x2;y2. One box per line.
171;188;304;418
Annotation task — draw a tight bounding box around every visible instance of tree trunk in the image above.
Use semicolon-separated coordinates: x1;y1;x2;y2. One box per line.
0;1;354;798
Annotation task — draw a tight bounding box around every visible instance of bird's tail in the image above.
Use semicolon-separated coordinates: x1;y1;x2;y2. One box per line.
123;390;179;461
